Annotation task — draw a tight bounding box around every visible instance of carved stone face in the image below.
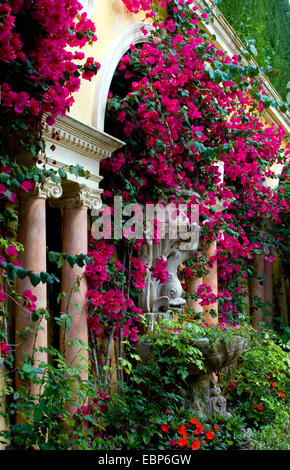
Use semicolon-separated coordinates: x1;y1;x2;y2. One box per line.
159;274;185;312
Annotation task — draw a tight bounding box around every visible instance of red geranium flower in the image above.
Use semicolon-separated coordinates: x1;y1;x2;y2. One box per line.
191;439;200;450
177;437;188;447
194;425;204;435
206;431;215;440
161;424;170;432
278;391;285;397
190;418;199;426
177;424;188;436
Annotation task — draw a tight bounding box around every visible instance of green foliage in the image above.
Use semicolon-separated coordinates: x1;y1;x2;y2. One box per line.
0;346;104;450
221;331;290;428
250;408;290;450
219;0;290;100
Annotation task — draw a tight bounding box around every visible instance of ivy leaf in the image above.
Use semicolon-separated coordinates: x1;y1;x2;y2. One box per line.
40;271;53;284
249;44;257;57
30;273;41;287
58;168;67;180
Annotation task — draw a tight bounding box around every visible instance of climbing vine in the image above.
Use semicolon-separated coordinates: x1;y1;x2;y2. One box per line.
0;0;289;450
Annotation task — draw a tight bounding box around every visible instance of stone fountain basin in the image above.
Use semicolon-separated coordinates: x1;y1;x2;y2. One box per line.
187;335;248;375
137;335;248;376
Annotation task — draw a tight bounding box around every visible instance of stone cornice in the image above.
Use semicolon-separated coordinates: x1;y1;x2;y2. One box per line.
194;0;290;134
42;113;125;162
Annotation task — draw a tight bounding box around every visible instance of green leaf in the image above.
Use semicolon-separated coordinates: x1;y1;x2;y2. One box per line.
58;168;67;180
30;273;41;287
249;44;257;56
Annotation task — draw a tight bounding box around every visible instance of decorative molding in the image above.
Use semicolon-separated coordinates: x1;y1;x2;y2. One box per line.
42;113;124;161
41;113;124;195
93;22;155;131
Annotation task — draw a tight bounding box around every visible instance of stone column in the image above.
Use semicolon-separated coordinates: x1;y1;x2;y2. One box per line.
60;205;89;377
51;185;102;415
264;262;273;324
15;181;62;397
250;254;265;331
203;241;218;325
186;277;204;317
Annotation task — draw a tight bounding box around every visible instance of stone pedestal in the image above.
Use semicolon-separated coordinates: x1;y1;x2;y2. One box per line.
137;333;248;418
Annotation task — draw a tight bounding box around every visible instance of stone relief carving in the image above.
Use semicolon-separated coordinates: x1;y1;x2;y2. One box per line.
139;218;199;315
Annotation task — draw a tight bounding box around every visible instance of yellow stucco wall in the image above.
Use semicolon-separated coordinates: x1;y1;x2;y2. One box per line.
69;0;146;126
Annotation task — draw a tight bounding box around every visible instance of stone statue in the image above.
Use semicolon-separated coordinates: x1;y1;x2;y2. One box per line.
138;217;199;316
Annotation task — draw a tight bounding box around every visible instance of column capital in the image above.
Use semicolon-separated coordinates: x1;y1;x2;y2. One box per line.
20;178;63;200
50;184;102;210
35;179;63;200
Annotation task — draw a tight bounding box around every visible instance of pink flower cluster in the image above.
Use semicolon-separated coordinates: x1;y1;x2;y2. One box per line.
0;342;10;355
0;246;38;315
22;289;37;312
152;258;169;284
0;0;100;124
86;239;143;342
121;0;152;14
131;257;147;289
196;284;216;307
104;0;289;323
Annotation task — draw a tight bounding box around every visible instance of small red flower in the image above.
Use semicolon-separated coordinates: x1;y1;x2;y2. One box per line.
194;425;204;435
278;391;286;397
0;343;10;355
164;409;170;415
161;424;170;432
206;431;215;440
213;425;220;432
191;439;200;450
257;404;264;411
177;424;188;436
190;418;199;426
177;437;188;447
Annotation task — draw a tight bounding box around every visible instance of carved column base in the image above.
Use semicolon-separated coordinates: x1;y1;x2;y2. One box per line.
180;373;231;419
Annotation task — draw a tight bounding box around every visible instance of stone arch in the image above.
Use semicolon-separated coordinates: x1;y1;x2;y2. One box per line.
93;22;154;132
